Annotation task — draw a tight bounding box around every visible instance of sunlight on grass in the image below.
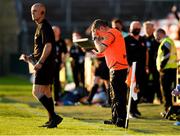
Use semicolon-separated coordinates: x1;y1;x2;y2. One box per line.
0;75;180;135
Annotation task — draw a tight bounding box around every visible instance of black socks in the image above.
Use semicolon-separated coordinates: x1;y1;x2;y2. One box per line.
87;84;98;102
39;95;56;120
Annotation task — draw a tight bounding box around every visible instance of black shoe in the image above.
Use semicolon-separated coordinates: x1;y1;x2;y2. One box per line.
130;112;140;118
134;109;141;116
116;118;125;128
160;111;167;118
104;119;115;125
47;115;63;128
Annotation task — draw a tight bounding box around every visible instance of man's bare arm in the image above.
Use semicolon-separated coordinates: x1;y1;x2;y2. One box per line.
38;43;52;64
34;43;52;71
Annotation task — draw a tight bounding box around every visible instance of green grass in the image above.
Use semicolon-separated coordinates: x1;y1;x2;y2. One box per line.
0;75;180;135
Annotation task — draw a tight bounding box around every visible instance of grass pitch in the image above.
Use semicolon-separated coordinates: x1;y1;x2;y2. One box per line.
0;75;179;135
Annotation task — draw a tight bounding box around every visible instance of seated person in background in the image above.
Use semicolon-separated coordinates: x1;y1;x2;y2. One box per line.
83;57;110;106
90;82;108;105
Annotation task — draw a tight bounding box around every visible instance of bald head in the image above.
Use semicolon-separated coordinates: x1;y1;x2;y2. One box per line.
130;21;141;31
52;26;61;41
31;3;46;13
129;21;141;36
31;3;46;23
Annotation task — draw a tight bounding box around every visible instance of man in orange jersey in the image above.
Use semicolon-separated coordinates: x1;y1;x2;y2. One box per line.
91;19;128;128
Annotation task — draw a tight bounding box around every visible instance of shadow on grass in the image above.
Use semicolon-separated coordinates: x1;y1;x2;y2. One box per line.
0;96;41;108
135;116;162;120
140;103;161;107
73;117;103;123
0;96;18;103
0;96;47;119
131;128;156;134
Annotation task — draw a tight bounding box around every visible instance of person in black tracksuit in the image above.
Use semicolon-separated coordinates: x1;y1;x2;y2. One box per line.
142;21;162;103
70;32;86;88
125;21;148;118
52;26;67;105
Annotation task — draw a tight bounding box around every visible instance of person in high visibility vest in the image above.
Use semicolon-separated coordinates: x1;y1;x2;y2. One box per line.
154;28;178;116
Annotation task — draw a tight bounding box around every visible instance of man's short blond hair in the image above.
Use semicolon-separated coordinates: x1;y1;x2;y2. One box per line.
143;21;154;27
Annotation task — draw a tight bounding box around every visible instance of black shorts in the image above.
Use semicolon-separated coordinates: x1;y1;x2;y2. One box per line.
95;61;109;80
34;63;55;85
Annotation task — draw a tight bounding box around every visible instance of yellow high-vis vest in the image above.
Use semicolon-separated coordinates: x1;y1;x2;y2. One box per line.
156;37;177;71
